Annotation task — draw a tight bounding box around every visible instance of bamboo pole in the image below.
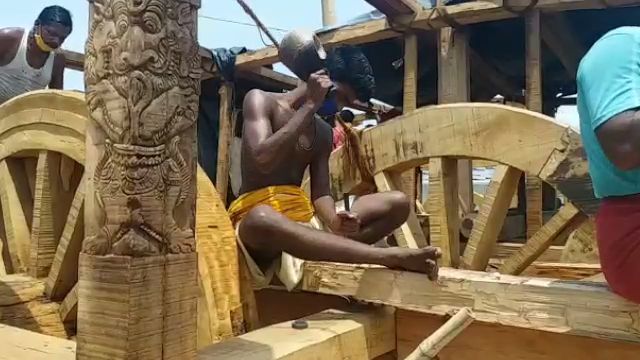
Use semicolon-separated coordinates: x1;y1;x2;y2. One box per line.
404;307;475;360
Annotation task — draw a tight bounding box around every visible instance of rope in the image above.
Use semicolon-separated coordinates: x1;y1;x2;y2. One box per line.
334;114;376;191
502;0;540;15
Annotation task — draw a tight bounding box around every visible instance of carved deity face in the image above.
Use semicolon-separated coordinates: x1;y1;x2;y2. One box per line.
85;0;201;146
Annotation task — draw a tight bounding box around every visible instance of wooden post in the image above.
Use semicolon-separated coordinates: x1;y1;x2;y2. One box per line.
216;83;233;205
321;0;337;26
525;10;544;239
78;0;201;359
400;33;419;210
429;24;470;267
438;27;472;214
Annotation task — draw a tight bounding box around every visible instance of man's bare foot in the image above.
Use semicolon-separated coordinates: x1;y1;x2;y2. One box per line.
384;246;442;280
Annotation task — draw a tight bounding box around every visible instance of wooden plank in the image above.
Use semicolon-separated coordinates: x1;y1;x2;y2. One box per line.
300;262;640;343
438;25;473;217
396;309;640;359
525;10;544;240
500;203;586;275
462;165;522;270
374;171;427;248
0;324;75;360
541;13;586;79
216;84;233;206
198;308;396;360
427;158;459;267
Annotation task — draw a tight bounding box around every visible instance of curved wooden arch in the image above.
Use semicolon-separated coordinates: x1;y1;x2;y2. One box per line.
0;90;86;163
327;103;597;273
329;103;596;215
0;90;244;345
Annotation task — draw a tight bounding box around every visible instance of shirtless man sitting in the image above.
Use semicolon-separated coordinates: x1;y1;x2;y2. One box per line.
228;45;440;291
0;6;72;104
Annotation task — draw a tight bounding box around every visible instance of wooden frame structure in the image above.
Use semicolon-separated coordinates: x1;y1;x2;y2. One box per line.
2;0;640;359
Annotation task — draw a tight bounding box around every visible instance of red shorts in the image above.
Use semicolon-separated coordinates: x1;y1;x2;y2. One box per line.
596;194;640;303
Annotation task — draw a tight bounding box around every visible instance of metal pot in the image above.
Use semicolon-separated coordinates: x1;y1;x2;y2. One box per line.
279;29;327;81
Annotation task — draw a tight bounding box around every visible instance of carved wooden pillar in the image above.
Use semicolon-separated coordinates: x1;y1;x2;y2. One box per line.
77;0;201;359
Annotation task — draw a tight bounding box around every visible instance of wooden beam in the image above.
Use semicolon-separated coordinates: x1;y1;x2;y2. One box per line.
374;171;427;248
365;0;422;17
489;260;601;280
198;308;396;359
438;25;473;219
525;10;544;240
216;84;233;205
0;324;75;360
396;309;640;359
499;203;587;275
462;165;522;270
541;13;586;79
493;242;563;262
400;33;419;210
427;158;459;267
61;49;299;90
231;0;640;70
300;262;640;343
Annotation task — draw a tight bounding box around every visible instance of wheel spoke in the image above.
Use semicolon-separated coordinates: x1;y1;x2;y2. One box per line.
45;174;85;301
462;165;522;270
0;159;32;273
30;151;66;278
499;203;587;275
374;171;427;248
59;283;78;324
427;157;459;267
526;175;543;238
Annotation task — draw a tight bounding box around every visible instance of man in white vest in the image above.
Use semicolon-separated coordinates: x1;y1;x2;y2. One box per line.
0;5;72;104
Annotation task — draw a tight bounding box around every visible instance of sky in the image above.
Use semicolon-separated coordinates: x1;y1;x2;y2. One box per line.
1;0;578;127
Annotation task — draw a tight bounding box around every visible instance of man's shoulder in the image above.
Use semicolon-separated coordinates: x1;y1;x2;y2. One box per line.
0;27;24;41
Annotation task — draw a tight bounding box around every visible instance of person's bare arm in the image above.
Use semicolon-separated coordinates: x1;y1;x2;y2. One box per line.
0;28;22;66
596;109;640;171
310;127;337;225
49;53;65;89
243;71;331;173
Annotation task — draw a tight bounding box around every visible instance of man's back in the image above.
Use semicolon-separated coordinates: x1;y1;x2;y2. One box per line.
577;26;640;199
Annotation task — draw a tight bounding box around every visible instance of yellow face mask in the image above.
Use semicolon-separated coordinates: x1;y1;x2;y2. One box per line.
34;28;55;53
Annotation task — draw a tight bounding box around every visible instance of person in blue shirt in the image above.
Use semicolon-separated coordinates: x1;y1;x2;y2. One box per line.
577;26;640;303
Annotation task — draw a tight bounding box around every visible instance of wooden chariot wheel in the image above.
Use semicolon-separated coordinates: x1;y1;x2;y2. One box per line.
0;90;244;346
325;102;600;278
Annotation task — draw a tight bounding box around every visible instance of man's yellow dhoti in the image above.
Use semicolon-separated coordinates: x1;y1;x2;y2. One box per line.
228;185;315;291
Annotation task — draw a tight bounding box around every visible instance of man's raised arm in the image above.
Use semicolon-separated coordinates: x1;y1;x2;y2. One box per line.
242;70;332;173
